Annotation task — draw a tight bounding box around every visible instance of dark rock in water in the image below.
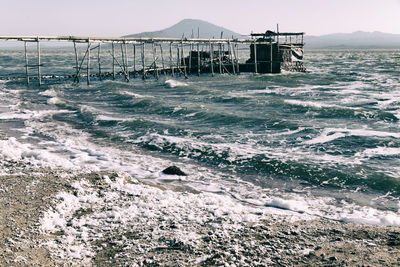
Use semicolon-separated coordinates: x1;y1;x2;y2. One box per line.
162;166;187;176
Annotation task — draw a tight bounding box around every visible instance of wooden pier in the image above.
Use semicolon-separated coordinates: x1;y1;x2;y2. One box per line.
0;30;305;86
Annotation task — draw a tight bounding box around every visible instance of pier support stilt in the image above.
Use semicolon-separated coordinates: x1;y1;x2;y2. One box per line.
97;43;102;80
73;41;80;82
37;38;41;86
210;41;214;77
87;40;90;85
235;43;239;73
229;40;235;75
181;41;187;78
142;43;146;80
152;42;158;80
159;44;165;75
133;44;136;78
124;41;129;81
112;42;116;80
197;41;200;76
254;40;258;74
24;42;29;85
169;42;174;77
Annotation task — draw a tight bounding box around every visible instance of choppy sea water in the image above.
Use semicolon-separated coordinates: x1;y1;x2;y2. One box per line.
1;48;400;232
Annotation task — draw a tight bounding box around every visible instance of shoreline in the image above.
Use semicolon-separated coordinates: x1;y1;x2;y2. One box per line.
1;162;399;266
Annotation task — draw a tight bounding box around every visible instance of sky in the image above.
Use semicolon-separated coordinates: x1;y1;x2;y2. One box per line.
1;0;400;37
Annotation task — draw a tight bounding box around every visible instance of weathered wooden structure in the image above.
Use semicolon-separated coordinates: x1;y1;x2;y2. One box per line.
0;29;305;86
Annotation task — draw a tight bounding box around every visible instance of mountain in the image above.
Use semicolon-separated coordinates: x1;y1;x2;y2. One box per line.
305;31;400;49
124;19;242;39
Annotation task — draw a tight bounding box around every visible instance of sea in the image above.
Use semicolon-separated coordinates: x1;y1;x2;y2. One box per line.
1;47;400;234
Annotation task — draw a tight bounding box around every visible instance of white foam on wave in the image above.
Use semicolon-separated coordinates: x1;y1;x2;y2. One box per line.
0;137;76;169
284;99;358;110
305;127;400;145
356;147;400;158
118;90;153;98
39;89;58;97
164;79;188;88
47;97;65;105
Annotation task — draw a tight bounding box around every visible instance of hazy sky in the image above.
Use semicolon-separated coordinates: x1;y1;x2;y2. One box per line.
1;0;400;36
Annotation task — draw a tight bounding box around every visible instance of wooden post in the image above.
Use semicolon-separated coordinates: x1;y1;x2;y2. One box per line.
177;46;180;76
159;44;165;75
210;41;214;77
218;42;222;74
37;38;41;86
152;42;159;80
97;43;102;80
181;41;187;78
124;41;129;81
169;42;174;76
270;37;273;73
229;40;235;74
189;43;192;73
120;43;127;81
112;42;116;80
197;41;200;76
87;39;90;85
235;42;240;73
254;40;258;73
142;43;146;80
133;44;136;77
73;41;79;82
24;42;29;85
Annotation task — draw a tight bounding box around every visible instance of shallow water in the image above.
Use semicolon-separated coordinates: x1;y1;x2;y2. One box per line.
1;48;400;226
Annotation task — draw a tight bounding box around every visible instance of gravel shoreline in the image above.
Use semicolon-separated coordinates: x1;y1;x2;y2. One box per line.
1;162;399;266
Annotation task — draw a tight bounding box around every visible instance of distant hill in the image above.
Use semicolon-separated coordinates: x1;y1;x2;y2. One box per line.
124;19;243;39
306;31;400;50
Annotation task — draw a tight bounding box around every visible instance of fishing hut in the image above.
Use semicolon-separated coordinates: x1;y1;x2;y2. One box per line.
0;29;305;86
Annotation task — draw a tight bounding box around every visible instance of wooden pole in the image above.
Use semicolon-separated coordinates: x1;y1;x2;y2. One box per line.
218;42;222;74
112;42;116;80
197;41;200;76
254;40;258;74
133;44;136;77
120;43;126;81
189;43;192;73
97;43;102;80
169;42;174;76
87;39;90;85
181;41;187;78
37;38;41;86
159;44;165;75
142;42;146;80
152;42;159;80
124;41;129;81
210;41;214;77
229;40;235;74
177;46;180;76
270;37;273;73
235;43;239;73
73;41;79;82
24;42;29;85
